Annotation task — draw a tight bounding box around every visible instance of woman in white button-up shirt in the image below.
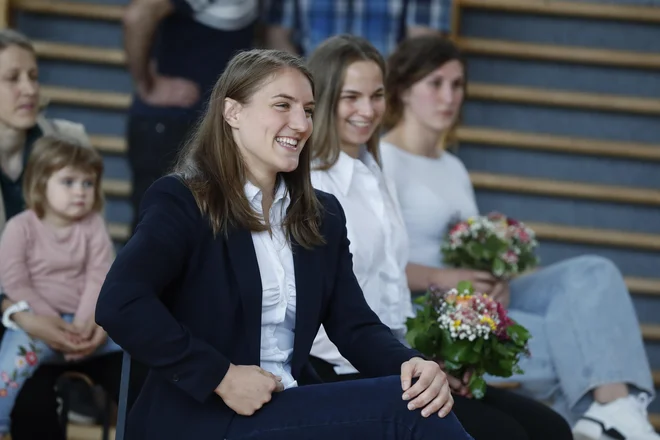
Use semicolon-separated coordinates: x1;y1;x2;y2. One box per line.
306;34;573;440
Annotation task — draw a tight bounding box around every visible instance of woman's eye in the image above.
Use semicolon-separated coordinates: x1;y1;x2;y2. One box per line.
275;103;290;110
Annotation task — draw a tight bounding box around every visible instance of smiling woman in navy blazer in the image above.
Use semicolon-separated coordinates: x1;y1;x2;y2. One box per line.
95;48;471;440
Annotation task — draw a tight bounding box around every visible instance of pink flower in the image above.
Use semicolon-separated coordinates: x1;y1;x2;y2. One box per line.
25;352;38;366
8;382;17;389
450;223;469;237
0;372;9;383
502;251;519;264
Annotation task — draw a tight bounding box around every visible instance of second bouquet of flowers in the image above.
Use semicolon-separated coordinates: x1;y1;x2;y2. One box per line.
441;212;539;279
406;281;531;399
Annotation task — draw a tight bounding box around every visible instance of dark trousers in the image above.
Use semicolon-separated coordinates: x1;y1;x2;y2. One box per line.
226;375;472;440
10;351;124;440
127;115;196;232
308;356;572;440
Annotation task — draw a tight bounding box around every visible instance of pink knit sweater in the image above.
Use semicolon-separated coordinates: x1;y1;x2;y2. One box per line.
0;210;113;323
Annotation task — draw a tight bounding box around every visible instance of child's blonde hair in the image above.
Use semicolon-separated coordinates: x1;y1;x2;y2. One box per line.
23;134;105;218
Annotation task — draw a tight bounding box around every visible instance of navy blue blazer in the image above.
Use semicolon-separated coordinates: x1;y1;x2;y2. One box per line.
95;175;420;439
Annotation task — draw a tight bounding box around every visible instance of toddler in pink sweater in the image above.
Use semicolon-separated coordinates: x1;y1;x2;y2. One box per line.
0;135;120;435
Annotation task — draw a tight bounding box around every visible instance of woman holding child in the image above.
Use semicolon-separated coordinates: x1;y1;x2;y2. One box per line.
304;34;572;440
0;29;121;439
380;34;657;440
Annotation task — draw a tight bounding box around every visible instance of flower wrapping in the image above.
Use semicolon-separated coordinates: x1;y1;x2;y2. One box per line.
442;212;539;279
406;281;531;399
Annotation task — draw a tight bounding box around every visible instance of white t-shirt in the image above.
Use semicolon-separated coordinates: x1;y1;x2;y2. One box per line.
380;141;479;269
311;148;414;374
185;0;258;31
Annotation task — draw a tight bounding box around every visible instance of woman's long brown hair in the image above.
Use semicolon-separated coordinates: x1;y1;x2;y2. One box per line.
173;49;323;249
307;35;387;170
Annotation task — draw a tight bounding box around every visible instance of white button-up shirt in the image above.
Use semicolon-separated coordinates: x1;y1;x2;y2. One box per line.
245;180;298;389
310;148;414;374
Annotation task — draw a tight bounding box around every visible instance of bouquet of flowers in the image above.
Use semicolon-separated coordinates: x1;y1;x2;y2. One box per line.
442;212;539;279
406;281;531;399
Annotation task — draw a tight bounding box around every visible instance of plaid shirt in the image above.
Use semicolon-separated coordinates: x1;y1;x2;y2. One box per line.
266;0;452;56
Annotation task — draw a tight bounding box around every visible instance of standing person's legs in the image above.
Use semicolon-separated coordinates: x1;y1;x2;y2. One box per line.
225;375;472;440
127;115;196;232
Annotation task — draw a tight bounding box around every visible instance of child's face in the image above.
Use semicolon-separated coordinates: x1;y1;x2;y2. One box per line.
44;166;96;224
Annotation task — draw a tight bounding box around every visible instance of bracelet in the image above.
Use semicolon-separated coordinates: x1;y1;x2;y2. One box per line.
2;301;31;331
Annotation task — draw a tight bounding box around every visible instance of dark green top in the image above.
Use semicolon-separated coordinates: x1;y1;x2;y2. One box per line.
0;124;43;221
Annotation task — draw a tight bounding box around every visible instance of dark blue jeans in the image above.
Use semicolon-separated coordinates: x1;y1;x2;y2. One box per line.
225;375;473;440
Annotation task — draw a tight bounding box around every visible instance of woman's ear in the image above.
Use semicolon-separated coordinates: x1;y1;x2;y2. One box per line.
223;98;242;128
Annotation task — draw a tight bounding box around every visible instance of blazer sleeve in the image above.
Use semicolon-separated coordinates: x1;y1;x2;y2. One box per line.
321;195;423;377
95;176;230;403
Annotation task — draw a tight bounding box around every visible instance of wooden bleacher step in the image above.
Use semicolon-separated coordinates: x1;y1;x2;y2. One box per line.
456;37;660;70
102;179;131;197
42;86;130;110
470;172;660;207
526;222;660;252
34;40;125;66
12;0;123;20
90;135;127;155
468;83;660;116
627;277;660;297
455;127;660;162
457;0;660;23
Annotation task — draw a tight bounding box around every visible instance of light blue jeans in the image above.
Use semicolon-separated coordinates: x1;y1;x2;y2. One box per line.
0;314;121;433
484;255;654;425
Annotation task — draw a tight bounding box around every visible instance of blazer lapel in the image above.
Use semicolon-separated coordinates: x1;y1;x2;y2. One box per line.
291;239;323;375
226;228;262;364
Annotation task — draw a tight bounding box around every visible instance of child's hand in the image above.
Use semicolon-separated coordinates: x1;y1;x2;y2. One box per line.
72;317;98;341
64;323;107;362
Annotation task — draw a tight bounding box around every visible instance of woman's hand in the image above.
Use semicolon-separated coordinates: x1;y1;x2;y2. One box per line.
401;357;453;418
431;269;497;294
488;281;511;308
437;361;473;398
12;312;85;352
215;364;284;416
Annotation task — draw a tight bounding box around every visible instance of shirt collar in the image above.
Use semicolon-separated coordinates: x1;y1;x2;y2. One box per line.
244;177;289;212
325;147;379;197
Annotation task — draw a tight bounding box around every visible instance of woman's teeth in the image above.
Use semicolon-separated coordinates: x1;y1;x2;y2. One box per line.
276;137;299;150
348;120;370;128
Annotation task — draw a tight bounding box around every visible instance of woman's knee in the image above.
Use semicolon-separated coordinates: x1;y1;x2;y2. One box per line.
366;377;472;439
552;255;625;298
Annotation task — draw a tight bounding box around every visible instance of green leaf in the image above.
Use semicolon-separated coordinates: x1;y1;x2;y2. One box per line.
492;259;506;278
456;280;474;294
469;375;487;400
17;346;26;356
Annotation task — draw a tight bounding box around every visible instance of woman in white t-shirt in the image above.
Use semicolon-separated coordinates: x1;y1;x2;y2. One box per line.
380;35;657;440
306;34;573;440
